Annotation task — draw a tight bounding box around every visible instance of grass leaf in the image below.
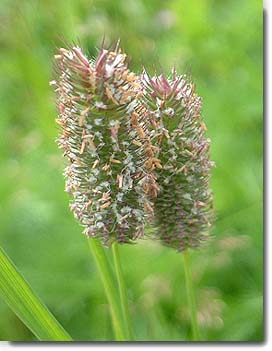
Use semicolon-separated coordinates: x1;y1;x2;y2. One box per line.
0;247;72;341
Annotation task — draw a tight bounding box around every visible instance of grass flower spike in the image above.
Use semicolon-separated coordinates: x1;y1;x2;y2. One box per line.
140;71;214;251
52;42;215;341
138;71;215;340
53;45;150;246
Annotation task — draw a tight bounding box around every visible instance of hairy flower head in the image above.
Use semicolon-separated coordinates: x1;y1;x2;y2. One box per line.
139;71;214;251
52;45;151;245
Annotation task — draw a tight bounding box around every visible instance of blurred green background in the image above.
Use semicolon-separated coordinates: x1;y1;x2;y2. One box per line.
0;0;262;341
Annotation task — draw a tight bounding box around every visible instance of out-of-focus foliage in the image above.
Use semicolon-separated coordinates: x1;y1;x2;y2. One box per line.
0;0;262;341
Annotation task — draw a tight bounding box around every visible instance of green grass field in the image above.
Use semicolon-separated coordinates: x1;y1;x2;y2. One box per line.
0;0;263;341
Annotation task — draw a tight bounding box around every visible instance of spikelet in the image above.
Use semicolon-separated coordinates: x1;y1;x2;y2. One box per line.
139;70;214;251
52;45;151;245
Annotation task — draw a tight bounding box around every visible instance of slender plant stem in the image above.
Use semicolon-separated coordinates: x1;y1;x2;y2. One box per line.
183;250;200;341
112;242;133;340
88;238;128;341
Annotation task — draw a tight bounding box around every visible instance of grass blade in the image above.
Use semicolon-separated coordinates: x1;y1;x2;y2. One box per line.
0;247;72;341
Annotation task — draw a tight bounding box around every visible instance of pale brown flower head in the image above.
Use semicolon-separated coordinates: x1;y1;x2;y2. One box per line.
52;45;151;245
139;70;215;251
52;43;214;250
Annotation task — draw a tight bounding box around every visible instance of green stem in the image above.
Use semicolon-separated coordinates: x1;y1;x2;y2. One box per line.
183;250;200;341
87;238;127;341
112;242;133;340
